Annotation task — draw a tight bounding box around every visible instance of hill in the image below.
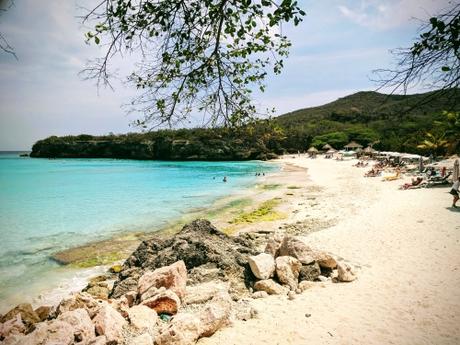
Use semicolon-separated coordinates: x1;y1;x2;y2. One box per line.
274;89;460;153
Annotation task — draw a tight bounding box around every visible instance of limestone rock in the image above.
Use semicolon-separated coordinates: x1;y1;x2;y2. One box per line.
34;306;53;322
248;253;275;280
0;314;26;339
253;279;287;295
124;291;137;307
109;296;130;319
131;333;153;345
337;262;357;282
252;291;268;299
127;305;158;330
88;336;107;345
299;262;321;282
298;281;315;292
0;303;40;328
264;238;281;257
111;277;139;300
1;333;26;345
138;261;187;301
275;256;302;290
198;291;232;337
83;281;110;300
24;320;74;345
156;313;201;345
287;291;296;300
57;292;101;319
278;236;315;265
141;289;181;315
185;281;229;305
92;302;127;344
57;308;95;344
315;252;337;269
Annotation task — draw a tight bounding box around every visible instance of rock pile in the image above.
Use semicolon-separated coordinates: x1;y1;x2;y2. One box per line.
0;219;357;345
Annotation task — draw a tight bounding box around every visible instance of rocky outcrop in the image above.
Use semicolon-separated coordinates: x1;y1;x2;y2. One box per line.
112;219;258;299
0;303;40;329
127;305;157;331
141;288;181;315
278;236;316;265
57;309;95;344
57;292;101;319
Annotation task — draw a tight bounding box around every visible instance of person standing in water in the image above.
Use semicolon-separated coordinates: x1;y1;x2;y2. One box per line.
223;176;227;182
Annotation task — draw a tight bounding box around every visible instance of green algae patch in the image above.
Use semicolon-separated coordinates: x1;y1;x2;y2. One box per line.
70;252;127;268
205;198;253;219
229;198;286;224
257;183;282;190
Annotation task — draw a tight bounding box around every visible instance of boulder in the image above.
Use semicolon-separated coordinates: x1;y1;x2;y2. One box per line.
337;262;357;282
155;313;201;345
264;238;281;257
124;291;137;307
252;291;268;299
1;333;26;345
34;306;53;322
0;314;26;339
185;281;229;305
92;302;127;344
315;252;337;269
23;320;74;345
298;281;315;292
83;281;110;300
127;305;158;330
253;279;287;295
113;220;258;299
57;292;101;319
198;291;232;337
248;253;275;280
57;308;95;344
299;262;321;282
88;336;107;345
141;288;181;315
108;296;130;319
275;256;302;290
138;260;187;300
111;277;139;299
0;303;40;328
131;333;154;345
278;236;315;264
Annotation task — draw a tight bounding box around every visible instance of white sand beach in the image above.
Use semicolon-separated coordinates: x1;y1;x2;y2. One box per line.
199;155;460;345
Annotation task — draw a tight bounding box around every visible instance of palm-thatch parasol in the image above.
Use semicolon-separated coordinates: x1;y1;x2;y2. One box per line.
344;141;363;150
363;146;375;154
326;149;336;154
307;147;319;153
322;144;333;150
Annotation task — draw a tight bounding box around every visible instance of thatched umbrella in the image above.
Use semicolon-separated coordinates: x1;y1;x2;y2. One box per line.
307;147;318;153
326;149;336;154
363;146;375;154
454;159;459;181
322;144;333;151
344;141;363;150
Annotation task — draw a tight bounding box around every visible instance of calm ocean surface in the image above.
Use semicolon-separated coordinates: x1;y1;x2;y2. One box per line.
0;152;275;310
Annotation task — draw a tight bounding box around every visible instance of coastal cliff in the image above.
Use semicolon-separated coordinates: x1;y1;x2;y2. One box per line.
30;127;282;161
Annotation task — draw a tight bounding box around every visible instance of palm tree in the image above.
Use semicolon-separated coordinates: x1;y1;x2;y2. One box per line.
417;132;449;156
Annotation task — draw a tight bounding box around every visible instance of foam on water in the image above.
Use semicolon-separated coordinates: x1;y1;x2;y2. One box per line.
0;153;276;312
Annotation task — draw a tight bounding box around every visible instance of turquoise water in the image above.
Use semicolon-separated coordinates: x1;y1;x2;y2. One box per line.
0;153;275;310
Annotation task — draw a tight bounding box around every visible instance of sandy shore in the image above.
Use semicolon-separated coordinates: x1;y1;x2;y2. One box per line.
198;155;460;345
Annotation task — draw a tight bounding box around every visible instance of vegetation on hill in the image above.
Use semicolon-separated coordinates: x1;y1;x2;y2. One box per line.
31;89;460;160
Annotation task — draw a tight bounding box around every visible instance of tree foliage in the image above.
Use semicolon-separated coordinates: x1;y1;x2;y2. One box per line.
83;0;305;128
0;0;17;59
374;3;460;105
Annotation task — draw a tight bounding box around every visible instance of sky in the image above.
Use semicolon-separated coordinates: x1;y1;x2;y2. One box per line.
0;0;454;150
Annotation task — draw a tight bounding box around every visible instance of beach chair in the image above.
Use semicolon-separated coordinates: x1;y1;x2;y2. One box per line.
425;172;452;188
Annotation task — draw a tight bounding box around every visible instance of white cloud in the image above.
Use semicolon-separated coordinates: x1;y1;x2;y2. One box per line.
338;0;454;30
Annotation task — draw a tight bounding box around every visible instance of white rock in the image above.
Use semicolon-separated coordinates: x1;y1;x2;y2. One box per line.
252;291;269;299
275;256;302;290
0;314;26;339
156;313;201;345
278;236;315;264
131;333;154;345
185;281;229;305
248;253;276;280
127;305;157;330
22;320;74;345
253;279;287;295
92;302;127;344
57;308;95;344
337;262;357;282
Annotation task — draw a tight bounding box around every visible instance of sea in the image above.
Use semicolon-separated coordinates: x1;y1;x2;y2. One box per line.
0;152;276;312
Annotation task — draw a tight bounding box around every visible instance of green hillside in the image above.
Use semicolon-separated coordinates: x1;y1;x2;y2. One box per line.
274;89;460;153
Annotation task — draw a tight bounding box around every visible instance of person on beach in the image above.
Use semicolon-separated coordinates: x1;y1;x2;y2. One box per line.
223;176;227;183
450;177;460;208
